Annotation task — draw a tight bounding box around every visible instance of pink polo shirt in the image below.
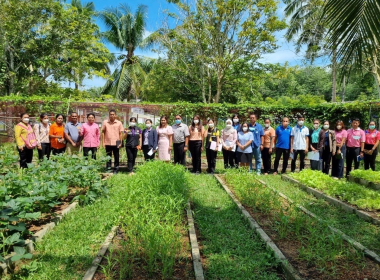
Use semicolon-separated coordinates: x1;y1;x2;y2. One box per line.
80;122;100;148
365;130;380;145
334;129;347;145
346;128;365;148
101;119;123;146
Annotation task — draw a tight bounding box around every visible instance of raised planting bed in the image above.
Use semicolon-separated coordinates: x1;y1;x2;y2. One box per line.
0;154;109;274
349;170;380;190
189;174;286;280
284;170;380;225
221;172;380;280
89;161;194;280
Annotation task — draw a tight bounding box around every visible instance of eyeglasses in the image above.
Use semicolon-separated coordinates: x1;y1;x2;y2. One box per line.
313;123;319;125
175;118;181;120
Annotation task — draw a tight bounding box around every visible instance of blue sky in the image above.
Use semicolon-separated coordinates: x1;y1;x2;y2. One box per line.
76;0;329;89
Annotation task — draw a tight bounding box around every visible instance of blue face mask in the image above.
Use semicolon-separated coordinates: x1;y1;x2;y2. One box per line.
175;120;181;125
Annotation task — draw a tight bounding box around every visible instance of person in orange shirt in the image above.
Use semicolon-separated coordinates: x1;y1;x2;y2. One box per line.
49;114;66;155
262;118;275;175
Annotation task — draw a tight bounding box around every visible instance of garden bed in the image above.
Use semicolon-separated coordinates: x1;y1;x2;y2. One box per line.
220;172;380;280
349;170;380;190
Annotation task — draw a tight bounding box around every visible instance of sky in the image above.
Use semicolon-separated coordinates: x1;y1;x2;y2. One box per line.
75;0;329;89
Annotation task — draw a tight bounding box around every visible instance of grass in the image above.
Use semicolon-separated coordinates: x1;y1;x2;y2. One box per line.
259;175;380;255
189;174;281;280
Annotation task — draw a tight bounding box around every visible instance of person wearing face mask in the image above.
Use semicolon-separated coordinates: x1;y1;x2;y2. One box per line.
309;119;322;170
157;116;173;163
124;117;142;173
273;117;292;175
203;119;220;174
141;119;157;161
15;113;37;168
172;114;190;166
363;121;380;171
331;120;347;178
290;115;309;172
317;120;336;175
248;113;265;175
49;114;66;155
102;110;124;174
221;119;237;169
346;118;365;177
189;115;205;173
232;114;241;167
262;118;275;175
236;122;254;168
80;113;100;160
33;113;51;160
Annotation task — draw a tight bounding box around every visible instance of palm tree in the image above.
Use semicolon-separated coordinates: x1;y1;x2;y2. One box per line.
70;0;95;13
98;4;155;100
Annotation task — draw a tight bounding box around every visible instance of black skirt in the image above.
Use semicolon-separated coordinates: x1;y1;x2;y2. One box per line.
237;152;252;163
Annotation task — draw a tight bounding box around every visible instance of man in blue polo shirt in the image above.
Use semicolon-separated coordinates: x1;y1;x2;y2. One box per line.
248;113;264;175
273;117;292;175
290;115;309;172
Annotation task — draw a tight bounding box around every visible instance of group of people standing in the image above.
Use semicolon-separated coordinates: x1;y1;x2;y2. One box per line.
14;110;379;178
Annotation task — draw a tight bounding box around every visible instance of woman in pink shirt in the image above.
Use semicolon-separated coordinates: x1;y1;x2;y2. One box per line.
345;118;366;177
221;119;237;169
364;120;380;171
80;113;100;159
331;120;347;178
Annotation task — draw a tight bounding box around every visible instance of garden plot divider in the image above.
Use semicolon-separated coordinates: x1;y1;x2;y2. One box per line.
281;175;380;226
214;175;302;280
256;178;380;265
348;176;380;191
0;201;78;275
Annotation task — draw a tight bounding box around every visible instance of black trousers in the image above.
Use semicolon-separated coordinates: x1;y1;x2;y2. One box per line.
206;148;217;173
346;147;360;177
83;147;97;159
52;147;66;155
364;144;378;171
173;142;186;165
189;140;202;173
142;145;155;161
126;146;138;172
105;145;120;171
234;150;239;168
261;147;272;173
331;145;346;178
321;147;332;175
273;148;290;173
18;147;33;168
222;148;234;169
38;143;51;160
291;150;306;172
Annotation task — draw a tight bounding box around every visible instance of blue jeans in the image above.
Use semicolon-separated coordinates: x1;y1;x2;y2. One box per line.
250;146;262;174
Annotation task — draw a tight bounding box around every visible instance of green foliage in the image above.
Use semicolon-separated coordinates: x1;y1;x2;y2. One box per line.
290;169;380;211
350;169;380;184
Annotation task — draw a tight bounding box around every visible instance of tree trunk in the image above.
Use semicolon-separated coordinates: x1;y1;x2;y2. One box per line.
201;65;206;104
370;53;380;99
331;48;337;102
7;44;15;95
207;66;212;104
342;75;346;102
215;69;223;104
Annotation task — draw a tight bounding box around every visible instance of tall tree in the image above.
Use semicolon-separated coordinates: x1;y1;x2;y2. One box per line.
98;4;155;100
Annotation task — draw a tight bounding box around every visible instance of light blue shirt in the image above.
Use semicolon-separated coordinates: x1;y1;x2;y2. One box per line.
237;131;254;153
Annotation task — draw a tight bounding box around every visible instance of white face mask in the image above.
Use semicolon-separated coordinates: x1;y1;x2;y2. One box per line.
209;123;214;128
336;125;342;130
194;120;199;124
226;124;232;129
146;123;152;128
43;119;49;124
130;122;136;127
233;118;239;123
23;118;29;123
313;124;319;129
298;121;304;126
242;127;248;132
323;125;329;130
265;124;270;128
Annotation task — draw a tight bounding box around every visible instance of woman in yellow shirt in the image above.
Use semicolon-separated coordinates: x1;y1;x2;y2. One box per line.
14;113;35;168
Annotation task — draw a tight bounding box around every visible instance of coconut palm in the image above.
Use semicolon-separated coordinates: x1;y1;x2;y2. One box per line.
98;4;155;100
70;0;95;13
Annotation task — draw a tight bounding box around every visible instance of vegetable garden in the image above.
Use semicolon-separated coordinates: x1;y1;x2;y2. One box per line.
1;142;380;279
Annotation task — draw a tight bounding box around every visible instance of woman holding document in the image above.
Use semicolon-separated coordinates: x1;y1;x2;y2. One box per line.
318;120;336;175
204;119;220;174
331;120;347;178
142;119;157;161
309;119;322;170
221;119;237;169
